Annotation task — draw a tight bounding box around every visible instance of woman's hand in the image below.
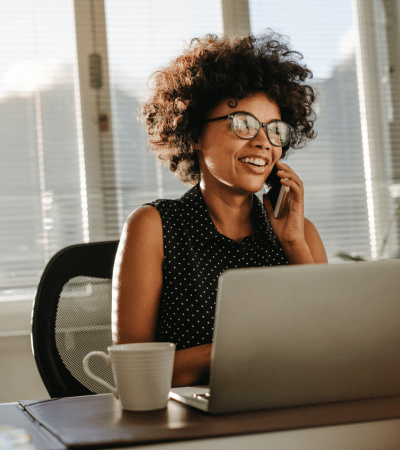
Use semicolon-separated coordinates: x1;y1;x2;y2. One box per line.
172;343;212;387
263;160;305;247
263;160;328;264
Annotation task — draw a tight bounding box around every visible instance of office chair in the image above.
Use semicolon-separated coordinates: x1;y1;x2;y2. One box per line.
32;240;119;398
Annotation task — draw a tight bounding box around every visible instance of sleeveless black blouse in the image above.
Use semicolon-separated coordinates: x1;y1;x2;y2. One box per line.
146;184;288;351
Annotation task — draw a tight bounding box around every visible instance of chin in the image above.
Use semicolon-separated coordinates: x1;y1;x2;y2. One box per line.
247;176;266;193
234;180;265;195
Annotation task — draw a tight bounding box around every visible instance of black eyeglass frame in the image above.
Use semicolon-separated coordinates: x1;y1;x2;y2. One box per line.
204;111;293;147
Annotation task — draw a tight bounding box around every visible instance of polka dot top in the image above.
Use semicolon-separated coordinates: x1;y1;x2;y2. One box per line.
145;184;288;351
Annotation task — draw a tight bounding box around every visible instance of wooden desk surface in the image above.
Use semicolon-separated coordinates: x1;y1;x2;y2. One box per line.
1;394;400;449
117;418;400;450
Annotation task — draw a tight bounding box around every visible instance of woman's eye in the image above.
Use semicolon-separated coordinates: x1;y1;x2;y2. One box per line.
236;119;249;130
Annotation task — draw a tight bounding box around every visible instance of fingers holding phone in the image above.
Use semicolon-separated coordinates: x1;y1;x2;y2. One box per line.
264;162;292;218
263;162;329;265
275;161;304;212
264;176;290;219
263;160;305;244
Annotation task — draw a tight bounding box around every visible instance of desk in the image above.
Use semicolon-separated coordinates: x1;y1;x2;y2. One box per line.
1;394;400;449
120;419;400;450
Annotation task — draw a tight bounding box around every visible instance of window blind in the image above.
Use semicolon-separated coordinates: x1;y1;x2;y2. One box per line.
384;0;400;259
353;0;400;259
0;0;85;298
104;0;221;232
1;0;222;301
2;0;399;305
249;0;399;261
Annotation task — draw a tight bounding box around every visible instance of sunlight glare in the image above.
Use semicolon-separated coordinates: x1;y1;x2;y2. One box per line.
2;61;59;97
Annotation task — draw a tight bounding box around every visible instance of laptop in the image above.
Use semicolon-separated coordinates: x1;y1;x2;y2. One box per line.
170;259;400;414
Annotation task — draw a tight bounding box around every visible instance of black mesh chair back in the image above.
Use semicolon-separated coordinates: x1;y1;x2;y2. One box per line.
32;241;119;398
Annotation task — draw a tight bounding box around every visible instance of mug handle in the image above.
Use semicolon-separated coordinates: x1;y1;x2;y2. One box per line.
82;351;118;398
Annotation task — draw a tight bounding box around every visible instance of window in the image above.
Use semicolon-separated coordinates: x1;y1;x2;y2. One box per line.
0;0;84;308
0;0;222;335
104;0;221;229
1;0;399;335
249;0;399;261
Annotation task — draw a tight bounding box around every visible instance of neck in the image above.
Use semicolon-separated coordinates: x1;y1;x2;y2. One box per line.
199;180;254;242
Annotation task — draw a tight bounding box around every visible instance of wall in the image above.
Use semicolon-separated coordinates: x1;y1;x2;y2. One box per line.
0;335;49;403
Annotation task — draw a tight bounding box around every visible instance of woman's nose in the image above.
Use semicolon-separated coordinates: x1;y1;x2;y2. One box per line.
250;126;271;149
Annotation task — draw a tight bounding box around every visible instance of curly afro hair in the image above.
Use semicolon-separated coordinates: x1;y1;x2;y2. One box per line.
142;31;317;185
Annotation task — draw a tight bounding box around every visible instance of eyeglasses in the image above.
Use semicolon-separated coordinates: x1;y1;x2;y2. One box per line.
205;111;292;147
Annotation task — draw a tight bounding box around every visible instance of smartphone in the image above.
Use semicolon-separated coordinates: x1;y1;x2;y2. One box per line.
264;165;290;219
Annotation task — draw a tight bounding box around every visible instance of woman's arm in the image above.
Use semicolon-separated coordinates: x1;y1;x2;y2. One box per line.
263;161;328;264
171;343;212;387
275;217;328;264
111;205;211;387
112;205;163;344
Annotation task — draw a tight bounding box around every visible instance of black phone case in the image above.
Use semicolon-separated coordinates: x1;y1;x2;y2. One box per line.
265;166;281;209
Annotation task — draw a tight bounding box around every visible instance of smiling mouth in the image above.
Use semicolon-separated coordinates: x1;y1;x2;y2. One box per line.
238;157;268;167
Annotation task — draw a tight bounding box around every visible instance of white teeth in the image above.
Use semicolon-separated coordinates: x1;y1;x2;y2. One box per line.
240;157;267;167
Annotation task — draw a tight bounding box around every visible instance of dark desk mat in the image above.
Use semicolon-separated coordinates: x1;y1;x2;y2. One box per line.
18;393;400;449
0;403;65;450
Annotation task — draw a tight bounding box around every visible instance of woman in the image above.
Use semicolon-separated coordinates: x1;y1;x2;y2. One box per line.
112;32;328;387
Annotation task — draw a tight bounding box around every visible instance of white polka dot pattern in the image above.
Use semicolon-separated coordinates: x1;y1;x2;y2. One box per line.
145;184;288;351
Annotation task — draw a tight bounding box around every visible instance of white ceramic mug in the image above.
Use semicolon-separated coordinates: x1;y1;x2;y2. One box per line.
82;342;175;411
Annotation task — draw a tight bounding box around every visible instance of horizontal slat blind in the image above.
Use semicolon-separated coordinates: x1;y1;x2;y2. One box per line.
249;0;399;261
2;0;399;303
0;0;84;297
104;0;221;231
385;0;400;259
355;0;400;259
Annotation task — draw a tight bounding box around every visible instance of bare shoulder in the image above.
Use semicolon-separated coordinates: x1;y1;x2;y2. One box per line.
122;205;163;243
125;204;162;233
116;204;164;264
304;218;328;264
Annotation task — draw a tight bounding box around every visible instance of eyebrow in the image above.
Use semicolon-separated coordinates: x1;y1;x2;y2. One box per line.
238;111;282;121
207;111;282;123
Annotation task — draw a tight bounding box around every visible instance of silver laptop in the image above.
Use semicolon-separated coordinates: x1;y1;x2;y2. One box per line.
170;259;400;414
